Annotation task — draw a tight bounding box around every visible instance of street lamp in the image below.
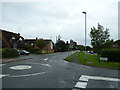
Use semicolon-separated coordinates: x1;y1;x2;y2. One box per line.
82;11;87;61
10;36;17;49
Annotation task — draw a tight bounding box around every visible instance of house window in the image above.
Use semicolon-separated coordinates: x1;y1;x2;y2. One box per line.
31;43;34;46
113;44;118;47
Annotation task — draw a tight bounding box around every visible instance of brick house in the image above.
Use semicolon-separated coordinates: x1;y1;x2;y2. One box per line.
0;29;24;49
1;29;54;53
24;39;54;53
113;40;120;48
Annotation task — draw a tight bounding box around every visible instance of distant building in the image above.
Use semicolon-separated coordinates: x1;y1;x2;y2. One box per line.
24;39;54;53
69;39;77;50
113;40;120;48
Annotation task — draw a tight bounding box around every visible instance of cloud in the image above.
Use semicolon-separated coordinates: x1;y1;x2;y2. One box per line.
1;0;119;45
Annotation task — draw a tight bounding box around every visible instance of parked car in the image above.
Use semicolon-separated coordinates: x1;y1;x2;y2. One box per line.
19;50;30;55
89;51;94;54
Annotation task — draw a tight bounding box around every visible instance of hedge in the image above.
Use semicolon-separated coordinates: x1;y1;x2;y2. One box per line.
2;48;19;58
100;49;120;62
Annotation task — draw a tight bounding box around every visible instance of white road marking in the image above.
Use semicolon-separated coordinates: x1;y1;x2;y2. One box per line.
0;64;5;66
44;58;48;61
0;74;9;78
64;61;69;63
41;64;52;67
74;75;120;89
79;75;89;81
75;82;87;88
10;65;32;70
79;75;120;82
9;72;45;78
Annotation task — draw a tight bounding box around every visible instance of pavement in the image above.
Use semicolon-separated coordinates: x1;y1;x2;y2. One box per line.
1;51;120;89
1;54;36;64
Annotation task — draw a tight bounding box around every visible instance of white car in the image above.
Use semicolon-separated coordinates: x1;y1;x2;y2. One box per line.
19;50;30;55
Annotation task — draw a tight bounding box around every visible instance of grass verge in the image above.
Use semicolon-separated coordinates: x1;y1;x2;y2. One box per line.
65;52;78;61
65;51;120;69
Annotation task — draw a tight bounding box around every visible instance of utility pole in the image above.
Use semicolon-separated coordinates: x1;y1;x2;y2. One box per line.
82;11;87;61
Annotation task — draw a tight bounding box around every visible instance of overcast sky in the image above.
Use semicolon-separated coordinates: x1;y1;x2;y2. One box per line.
0;0;119;46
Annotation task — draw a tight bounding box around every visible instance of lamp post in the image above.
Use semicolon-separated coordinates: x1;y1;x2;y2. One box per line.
10;36;17;49
10;37;23;49
82;11;87;61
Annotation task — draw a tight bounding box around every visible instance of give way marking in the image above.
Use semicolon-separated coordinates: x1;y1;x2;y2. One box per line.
0;64;5;67
75;75;120;88
0;74;9;78
44;58;48;61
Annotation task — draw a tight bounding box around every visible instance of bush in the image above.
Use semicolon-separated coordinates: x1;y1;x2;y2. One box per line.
2;48;19;58
100;49;120;62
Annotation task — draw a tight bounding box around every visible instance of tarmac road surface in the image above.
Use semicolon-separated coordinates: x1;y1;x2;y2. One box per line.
1;51;120;89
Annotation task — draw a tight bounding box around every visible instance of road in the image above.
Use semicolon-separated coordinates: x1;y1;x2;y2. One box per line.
1;51;120;89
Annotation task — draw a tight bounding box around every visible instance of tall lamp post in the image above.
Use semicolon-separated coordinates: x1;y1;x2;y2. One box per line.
82;11;87;61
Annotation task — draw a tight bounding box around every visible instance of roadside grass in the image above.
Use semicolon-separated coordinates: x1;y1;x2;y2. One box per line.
78;52;120;69
65;52;78;61
65;51;120;69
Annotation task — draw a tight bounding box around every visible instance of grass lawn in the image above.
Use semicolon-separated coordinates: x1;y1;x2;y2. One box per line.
65;52;78;61
65;51;120;69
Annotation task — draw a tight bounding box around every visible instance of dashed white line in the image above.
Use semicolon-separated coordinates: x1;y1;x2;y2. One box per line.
74;75;120;89
79;75;89;81
0;64;5;67
75;82;87;88
9;72;45;78
44;58;48;61
79;75;120;82
0;74;9;78
41;64;52;67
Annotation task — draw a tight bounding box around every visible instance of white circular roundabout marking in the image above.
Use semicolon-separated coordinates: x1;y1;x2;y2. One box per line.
10;65;32;70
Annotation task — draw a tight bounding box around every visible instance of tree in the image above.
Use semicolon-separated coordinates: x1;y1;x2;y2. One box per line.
86;46;92;51
73;41;77;50
35;39;46;49
66;41;69;51
54;40;66;52
76;45;84;51
90;23;113;54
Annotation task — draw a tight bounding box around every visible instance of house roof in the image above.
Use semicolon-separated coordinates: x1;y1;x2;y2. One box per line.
114;40;120;42
24;39;53;44
113;40;120;48
114;40;120;44
1;29;24;40
24;39;36;43
0;29;24;48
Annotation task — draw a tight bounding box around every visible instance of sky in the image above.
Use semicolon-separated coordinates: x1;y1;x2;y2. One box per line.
118;1;120;40
0;0;119;46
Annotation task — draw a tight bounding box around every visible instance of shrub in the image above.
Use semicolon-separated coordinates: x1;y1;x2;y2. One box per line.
100;49;120;62
2;48;19;58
